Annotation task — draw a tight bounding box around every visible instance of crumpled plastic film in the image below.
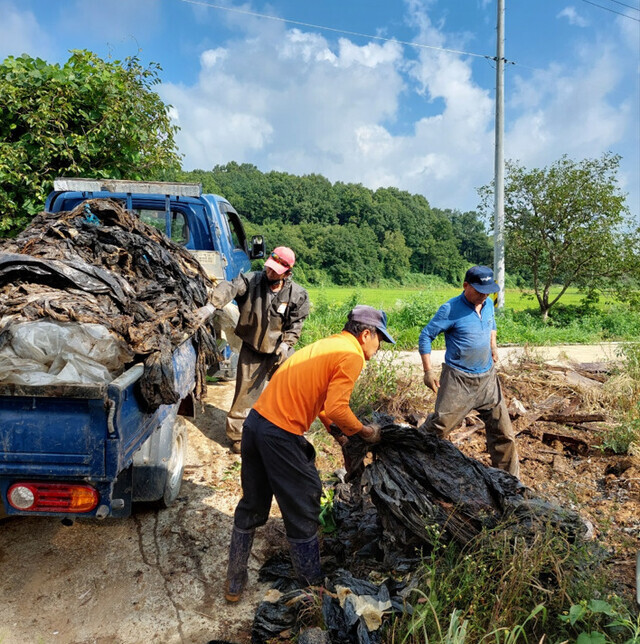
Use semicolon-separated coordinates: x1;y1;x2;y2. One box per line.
335;585;392;632
215;302;242;354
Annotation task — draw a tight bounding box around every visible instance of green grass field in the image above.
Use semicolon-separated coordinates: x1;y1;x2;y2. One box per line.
300;286;639;349
306;286;592;311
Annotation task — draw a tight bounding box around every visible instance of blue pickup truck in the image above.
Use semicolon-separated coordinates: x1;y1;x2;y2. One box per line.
0;178;263;520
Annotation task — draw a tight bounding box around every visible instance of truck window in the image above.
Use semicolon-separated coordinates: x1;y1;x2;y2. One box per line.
135;209;189;245
219;204;246;251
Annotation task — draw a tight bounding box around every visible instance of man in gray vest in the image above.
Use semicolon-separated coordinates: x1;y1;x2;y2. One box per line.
211;247;310;453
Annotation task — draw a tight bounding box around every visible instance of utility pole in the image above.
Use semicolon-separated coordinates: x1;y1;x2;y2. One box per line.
493;0;505;308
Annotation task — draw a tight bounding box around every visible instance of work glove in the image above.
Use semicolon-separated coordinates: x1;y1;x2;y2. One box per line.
328;423;349;447
275;342;293;364
423;369;439;393
360;423;382;444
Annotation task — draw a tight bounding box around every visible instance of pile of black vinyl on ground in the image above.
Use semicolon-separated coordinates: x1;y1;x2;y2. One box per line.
250;419;591;643
0;198;218;409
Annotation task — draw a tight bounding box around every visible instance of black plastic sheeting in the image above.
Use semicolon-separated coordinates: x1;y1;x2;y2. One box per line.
252;568;411;644
250;419;590;642
351;421;589;558
0;199;219;409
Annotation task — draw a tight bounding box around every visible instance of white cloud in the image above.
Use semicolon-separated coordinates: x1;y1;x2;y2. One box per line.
557;7;589;28
161;23;408;178
507;44;633;178
201;48;228;68
161;4;500;211
0;0;53;60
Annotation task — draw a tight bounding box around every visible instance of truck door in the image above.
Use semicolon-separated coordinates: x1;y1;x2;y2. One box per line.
218;203;252;280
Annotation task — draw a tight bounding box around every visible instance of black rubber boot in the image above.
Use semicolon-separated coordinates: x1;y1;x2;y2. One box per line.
224;526;254;602
288;534;323;586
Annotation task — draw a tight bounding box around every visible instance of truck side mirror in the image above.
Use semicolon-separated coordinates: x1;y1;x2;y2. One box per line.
250;235;265;260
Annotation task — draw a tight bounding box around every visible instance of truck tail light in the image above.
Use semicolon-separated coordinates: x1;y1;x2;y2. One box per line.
7;482;99;513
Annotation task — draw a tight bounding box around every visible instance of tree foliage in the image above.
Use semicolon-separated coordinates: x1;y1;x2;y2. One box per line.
0;50;181;235
479;153;639;319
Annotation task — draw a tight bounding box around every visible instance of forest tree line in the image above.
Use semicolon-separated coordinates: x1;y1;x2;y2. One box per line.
175;164;493;286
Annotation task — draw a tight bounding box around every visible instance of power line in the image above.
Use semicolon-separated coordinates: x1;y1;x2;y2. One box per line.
578;0;640;20
178;0;498;61
604;0;640;12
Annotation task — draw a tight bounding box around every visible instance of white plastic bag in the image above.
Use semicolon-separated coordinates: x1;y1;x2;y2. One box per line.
0;319;134;386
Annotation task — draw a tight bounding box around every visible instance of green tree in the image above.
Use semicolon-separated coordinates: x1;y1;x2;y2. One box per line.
320;223;382;285
443;208;493;266
381;230;412;280
176;168;222;196
334;182;376;229
293;174;340;225
209;162;272;218
0;50;180;235
479;153;638;320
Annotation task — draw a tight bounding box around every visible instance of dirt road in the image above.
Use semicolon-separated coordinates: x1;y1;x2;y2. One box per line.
0;343;632;643
384;341;625;369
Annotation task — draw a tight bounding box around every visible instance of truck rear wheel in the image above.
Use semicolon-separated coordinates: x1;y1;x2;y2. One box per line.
133;414;188;509
156;417;187;509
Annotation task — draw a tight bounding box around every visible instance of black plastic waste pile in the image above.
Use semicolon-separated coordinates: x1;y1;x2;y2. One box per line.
250;420;590;643
345;421;590;560
0;198;219;409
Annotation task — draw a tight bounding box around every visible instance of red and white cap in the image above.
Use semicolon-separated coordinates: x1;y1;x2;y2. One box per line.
264;246;296;275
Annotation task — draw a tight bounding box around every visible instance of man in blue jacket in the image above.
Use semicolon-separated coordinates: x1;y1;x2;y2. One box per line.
418;266;519;477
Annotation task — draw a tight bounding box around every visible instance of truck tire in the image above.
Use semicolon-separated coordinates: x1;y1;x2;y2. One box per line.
132;414;187;509
156;416;187;509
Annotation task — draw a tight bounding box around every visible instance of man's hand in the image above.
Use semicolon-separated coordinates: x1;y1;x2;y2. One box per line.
491;346;499;363
359;424;381;444
423;369;439;393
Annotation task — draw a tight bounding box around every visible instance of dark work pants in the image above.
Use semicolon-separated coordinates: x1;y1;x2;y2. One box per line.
226;342;279;442
424;363;520;477
233;409;322;540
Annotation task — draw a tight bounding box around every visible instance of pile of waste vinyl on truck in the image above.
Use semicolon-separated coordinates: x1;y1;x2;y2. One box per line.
0;197;219;408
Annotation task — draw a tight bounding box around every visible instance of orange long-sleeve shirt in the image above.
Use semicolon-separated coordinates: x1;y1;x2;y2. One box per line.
253;331;365;436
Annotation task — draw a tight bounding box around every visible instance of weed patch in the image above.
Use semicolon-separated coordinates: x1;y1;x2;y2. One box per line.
385;523;633;643
350;350;430;420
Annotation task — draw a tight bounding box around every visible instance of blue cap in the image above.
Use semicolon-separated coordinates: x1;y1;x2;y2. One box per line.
348;305;395;344
464;265;500;294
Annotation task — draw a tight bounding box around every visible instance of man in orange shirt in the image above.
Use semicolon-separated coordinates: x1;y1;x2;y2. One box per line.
224;305;395;602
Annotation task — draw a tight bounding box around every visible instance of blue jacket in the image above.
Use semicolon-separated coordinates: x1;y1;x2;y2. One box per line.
418;293;496;374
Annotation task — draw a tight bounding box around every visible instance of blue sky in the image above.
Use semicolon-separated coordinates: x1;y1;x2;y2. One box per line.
2;0;639;218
